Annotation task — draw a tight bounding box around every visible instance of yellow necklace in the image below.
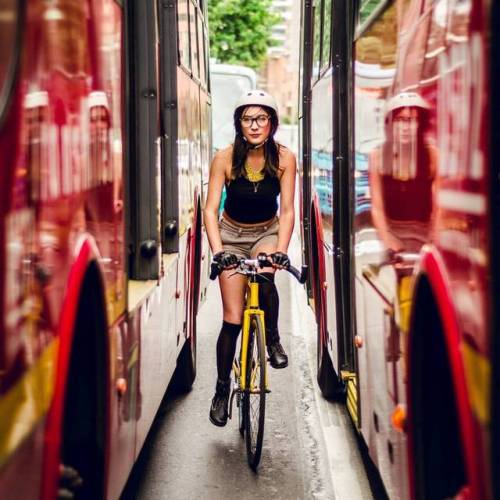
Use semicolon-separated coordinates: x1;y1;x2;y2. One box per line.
245;164;265;182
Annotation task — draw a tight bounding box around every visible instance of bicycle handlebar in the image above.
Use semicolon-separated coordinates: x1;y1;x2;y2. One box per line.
209;254;308;284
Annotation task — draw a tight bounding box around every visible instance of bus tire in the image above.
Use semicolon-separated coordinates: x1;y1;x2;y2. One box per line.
317;342;344;400
171;217;201;393
171;331;196;393
59;264;107;500
409;278;467;498
310;213;344;400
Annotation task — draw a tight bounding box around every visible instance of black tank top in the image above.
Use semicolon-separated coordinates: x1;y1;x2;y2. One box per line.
224;174;280;223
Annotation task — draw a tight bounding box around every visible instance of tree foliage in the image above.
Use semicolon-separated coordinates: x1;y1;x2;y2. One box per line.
208;0;281;70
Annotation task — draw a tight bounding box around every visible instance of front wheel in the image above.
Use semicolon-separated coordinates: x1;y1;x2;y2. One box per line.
243;314;266;470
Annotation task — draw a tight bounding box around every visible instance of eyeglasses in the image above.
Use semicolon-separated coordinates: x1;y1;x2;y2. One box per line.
240;115;270;128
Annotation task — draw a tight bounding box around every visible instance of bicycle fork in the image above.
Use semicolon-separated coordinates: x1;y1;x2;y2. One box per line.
228;282;269;420
240;281;267;391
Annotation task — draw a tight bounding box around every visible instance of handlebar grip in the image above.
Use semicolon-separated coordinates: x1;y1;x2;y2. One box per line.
209;262;222;280
299;265;308;284
287;264;308;284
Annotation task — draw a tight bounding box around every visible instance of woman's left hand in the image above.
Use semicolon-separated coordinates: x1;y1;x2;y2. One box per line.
271;251;290;269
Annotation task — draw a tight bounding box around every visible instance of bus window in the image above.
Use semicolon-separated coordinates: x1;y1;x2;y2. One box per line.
204;27;210;91
321;0;332;71
421;0;447;85
0;0;19;116
178;0;190;70
198;12;206;86
312;0;322;81
42;0;90;76
189;0;199;80
358;0;388;30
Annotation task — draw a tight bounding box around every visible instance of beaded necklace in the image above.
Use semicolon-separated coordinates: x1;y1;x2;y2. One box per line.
245;164;265;192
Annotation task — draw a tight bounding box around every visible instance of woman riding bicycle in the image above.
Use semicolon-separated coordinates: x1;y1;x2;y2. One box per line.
204;90;297;427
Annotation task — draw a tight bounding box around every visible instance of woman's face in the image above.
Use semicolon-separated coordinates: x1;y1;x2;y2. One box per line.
393;107;419;145
239;106;272;146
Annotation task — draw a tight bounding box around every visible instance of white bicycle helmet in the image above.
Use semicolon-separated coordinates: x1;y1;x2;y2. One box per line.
385;92;430;115
234;89;279;116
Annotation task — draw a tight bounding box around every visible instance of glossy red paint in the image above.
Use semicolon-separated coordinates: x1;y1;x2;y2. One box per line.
41;238;106;500
310;195;327;350
407;248;483;500
0;0;211;497
299;0;494;496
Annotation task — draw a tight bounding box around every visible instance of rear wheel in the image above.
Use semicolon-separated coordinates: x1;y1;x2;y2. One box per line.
243;315;266;470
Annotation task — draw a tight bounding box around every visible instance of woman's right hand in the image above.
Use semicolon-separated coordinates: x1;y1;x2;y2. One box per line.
213;251;239;270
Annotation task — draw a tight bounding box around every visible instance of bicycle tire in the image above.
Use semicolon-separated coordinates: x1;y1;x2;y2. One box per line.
235;348;245;437
243;314;266;470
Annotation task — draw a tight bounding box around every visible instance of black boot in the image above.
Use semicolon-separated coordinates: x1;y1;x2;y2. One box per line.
209;379;231;427
267;341;288;369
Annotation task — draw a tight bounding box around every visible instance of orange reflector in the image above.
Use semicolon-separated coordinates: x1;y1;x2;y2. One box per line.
391;404;406;432
354;335;363;348
116;377;127;397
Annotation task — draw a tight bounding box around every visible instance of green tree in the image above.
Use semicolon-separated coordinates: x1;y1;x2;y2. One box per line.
208;0;281;70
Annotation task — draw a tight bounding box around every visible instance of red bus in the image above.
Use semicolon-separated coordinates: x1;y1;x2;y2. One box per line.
0;0;211;498
299;0;499;498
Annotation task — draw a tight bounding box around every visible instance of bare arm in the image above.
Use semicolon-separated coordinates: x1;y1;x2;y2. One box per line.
277;150;297;253
203;151;228;254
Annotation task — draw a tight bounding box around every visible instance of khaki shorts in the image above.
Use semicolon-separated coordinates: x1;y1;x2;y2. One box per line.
219;216;279;260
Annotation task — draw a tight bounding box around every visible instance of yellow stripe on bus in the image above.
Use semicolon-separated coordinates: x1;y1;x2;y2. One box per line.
461;341;491;425
0;339;58;467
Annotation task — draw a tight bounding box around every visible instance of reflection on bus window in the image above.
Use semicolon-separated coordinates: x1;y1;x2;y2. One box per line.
178;0;190;69
0;0;18;104
312;0;322;79
354;2;397;229
369;93;436;253
321;0;332;70
189;1;199;79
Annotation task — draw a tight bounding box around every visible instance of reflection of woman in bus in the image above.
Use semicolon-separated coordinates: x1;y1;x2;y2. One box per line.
204;91;297;427
369;92;437;254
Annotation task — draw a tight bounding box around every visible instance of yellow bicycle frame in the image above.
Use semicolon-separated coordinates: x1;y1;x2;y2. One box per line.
239;281;267;391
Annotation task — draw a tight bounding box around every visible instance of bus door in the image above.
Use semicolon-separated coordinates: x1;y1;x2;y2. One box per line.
331;0;355;384
309;0;352;385
311;0;340;372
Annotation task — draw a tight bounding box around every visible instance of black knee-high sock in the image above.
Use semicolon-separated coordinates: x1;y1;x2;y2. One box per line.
216;321;241;381
258;273;280;346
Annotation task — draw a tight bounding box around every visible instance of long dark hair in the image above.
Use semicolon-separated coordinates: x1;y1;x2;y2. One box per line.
231;105;281;179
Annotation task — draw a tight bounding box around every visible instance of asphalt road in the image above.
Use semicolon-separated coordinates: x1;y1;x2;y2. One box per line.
121;240;377;500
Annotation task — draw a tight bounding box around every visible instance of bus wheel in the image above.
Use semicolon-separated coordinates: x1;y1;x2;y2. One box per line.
171;223;200;393
59;265;106;499
310;215;344;400
410;279;467;498
171;319;197;393
317;340;344;400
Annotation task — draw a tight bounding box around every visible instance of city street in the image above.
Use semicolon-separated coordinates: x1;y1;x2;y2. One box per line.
121;240;380;500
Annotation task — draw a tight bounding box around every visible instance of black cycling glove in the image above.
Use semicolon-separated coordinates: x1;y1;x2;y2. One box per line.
213;251;238;269
271;251;290;268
